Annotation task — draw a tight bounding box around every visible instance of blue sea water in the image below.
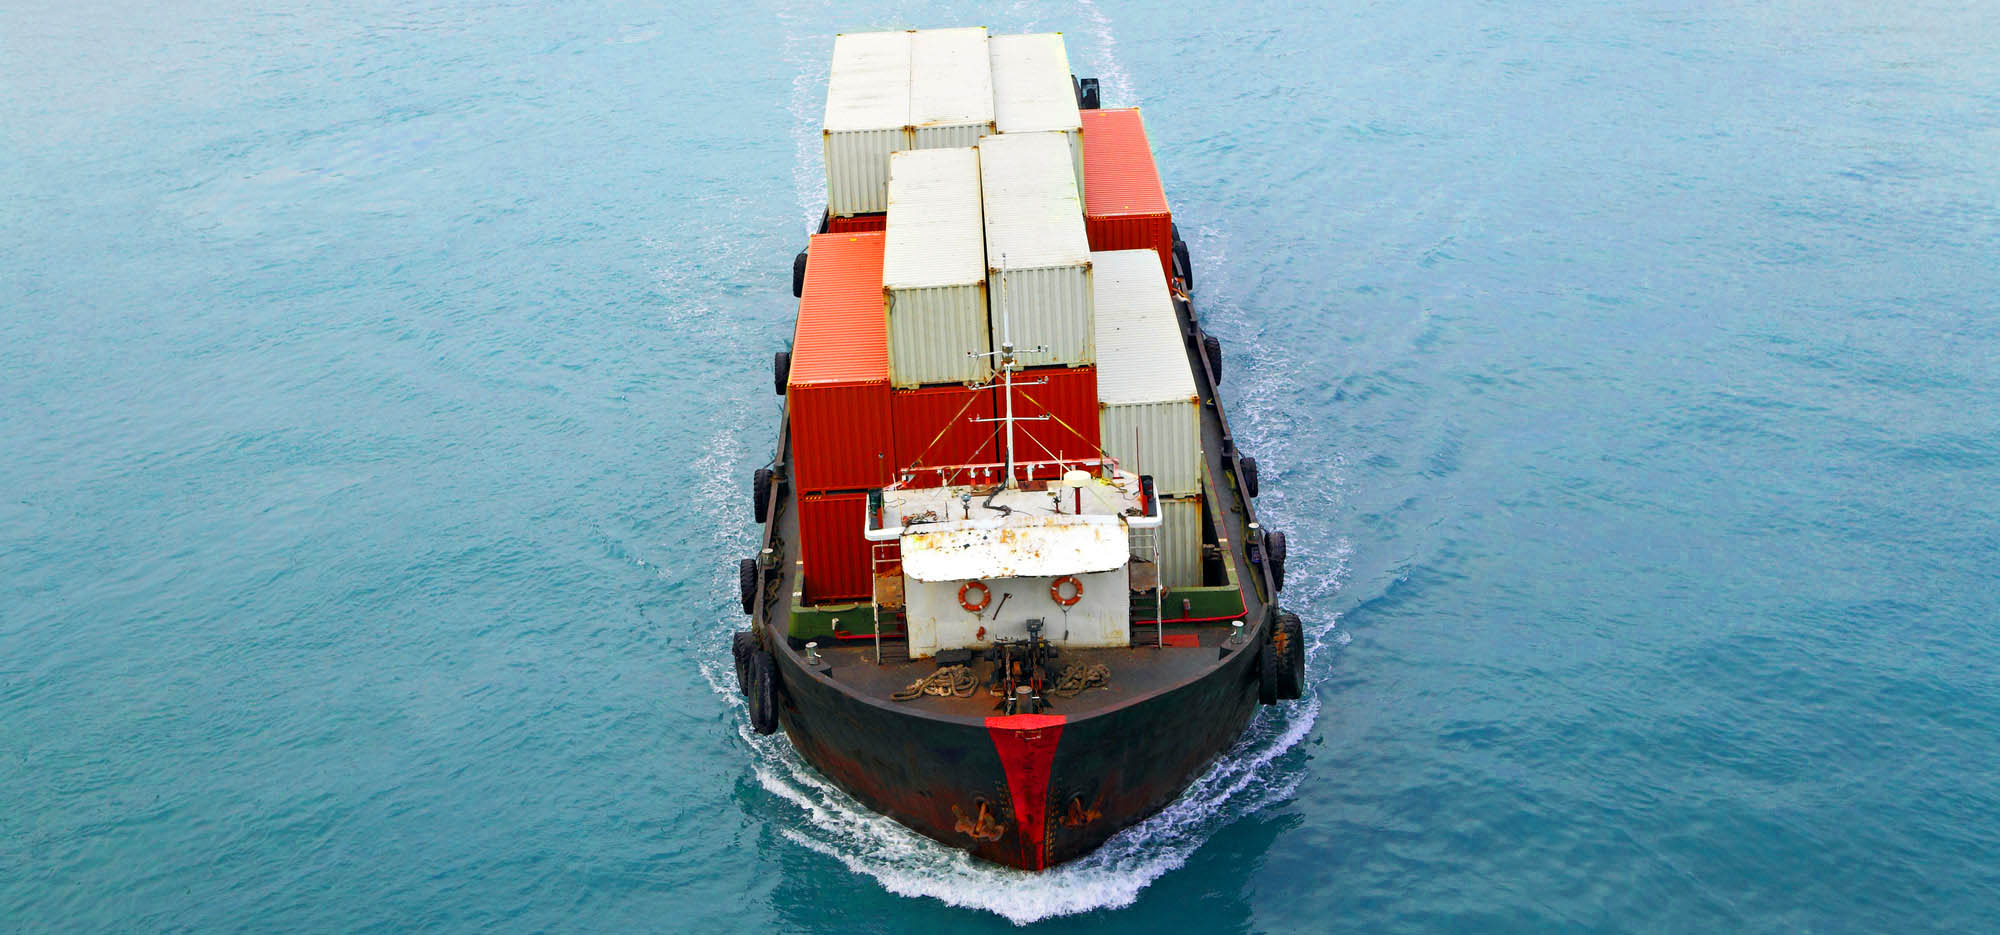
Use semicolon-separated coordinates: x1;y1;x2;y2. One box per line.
5;0;1998;930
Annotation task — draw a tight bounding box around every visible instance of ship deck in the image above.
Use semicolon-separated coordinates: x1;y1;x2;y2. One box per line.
755;276;1277;726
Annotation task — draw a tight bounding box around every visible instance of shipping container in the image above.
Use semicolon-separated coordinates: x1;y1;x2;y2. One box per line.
790;232;895;492
891;383;1000;488
978;131;1094;369
1000;364;1101;484
827;213;886;233
910;27;994;148
799;490;877;603
1156;494;1204;589
885;148;992;386
989;33;1084;197
823;31;911;217
1081;108;1175;282
1092;249;1202;496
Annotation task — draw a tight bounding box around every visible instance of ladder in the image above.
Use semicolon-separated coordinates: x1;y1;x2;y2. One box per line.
868;539;902;665
1127;523;1165;647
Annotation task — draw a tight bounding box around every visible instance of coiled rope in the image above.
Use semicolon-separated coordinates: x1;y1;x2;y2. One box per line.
1051;663;1111;697
891;665;979;701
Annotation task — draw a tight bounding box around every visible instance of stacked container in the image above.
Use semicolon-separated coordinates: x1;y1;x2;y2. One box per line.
822;31;910;218
1156;496;1203;589
1003;366;1101;484
827;215;886;233
789;232;894;602
823;28;996;220
891;384;999;488
1092;248;1204;588
797;491;874;603
1091;249;1200;494
1080;108;1175;282
885;148;992;387
989;33;1085;198
910;28;995;148
978;131;1094;370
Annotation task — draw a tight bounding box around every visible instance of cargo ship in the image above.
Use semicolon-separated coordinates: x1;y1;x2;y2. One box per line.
729;28;1307;871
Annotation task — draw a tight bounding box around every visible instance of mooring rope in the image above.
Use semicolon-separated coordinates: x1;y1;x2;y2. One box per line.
890;664;979;701
1051;663;1112;697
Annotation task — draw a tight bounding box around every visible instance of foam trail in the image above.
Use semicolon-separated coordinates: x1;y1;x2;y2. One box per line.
777;10;829;236
1072;0;1137;107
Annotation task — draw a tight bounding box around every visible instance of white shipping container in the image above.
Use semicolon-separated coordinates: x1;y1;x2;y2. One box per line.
910;27;995;149
978;131;1094;369
884;148;993;386
1093;249;1202;495
989;33;1084;197
1156;494;1205;589
823;31;911;216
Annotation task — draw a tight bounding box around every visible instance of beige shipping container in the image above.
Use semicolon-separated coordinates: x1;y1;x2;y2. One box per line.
978;131;1094;369
1093;249;1202;496
989;33;1084;198
884;148;993;386
910;27;995;149
1157;494;1204;589
823;31;911;217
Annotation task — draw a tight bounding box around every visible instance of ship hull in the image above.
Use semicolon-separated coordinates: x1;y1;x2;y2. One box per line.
773;636;1265;870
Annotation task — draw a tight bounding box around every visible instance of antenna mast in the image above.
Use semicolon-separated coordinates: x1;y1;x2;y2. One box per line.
972;256;1048;492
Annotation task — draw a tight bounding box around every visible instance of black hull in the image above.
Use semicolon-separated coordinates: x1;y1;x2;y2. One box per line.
772;630;1266;870
742;206;1294;871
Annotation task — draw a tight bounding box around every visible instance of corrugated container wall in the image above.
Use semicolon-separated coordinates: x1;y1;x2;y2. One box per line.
1092;249;1202;495
823;31;911;217
891;384;999;488
978;131;1094;369
989;33;1084;198
1081;108;1175;282
827;213;885;233
1002;365;1101;484
799;491;875;603
910;27;995;148
789;233;894;492
1157;494;1204;589
885;148;992;386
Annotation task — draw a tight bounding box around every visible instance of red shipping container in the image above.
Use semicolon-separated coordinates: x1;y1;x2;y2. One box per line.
799;490;881;604
827;213;886;233
1081;108;1175;282
891;383;1000;488
789;232;894;492
1001;365;1102;484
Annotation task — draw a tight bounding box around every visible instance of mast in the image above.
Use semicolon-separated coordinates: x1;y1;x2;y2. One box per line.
975;257;1044;491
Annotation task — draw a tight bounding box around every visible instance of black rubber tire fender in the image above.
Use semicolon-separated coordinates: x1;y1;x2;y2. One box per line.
1265;529;1287;592
774;350;790;396
1239;456;1259;498
752;467;773;525
731;630;756;696
1202;333;1222;384
1273;611;1305;700
738;557;759;616
791;251;807;298
1256;632;1279;706
747;649;779;734
1173;240;1194;288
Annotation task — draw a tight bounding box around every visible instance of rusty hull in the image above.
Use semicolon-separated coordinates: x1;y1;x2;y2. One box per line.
770;632;1264;870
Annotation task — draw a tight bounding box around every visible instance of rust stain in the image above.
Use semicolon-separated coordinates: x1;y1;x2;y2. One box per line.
1059;794;1103;828
952;801;1005;842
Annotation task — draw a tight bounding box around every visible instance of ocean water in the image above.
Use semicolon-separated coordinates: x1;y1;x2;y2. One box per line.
5;0;1998;930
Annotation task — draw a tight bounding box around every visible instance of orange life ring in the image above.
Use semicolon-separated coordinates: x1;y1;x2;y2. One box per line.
1050;575;1084;607
958;579;992;612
